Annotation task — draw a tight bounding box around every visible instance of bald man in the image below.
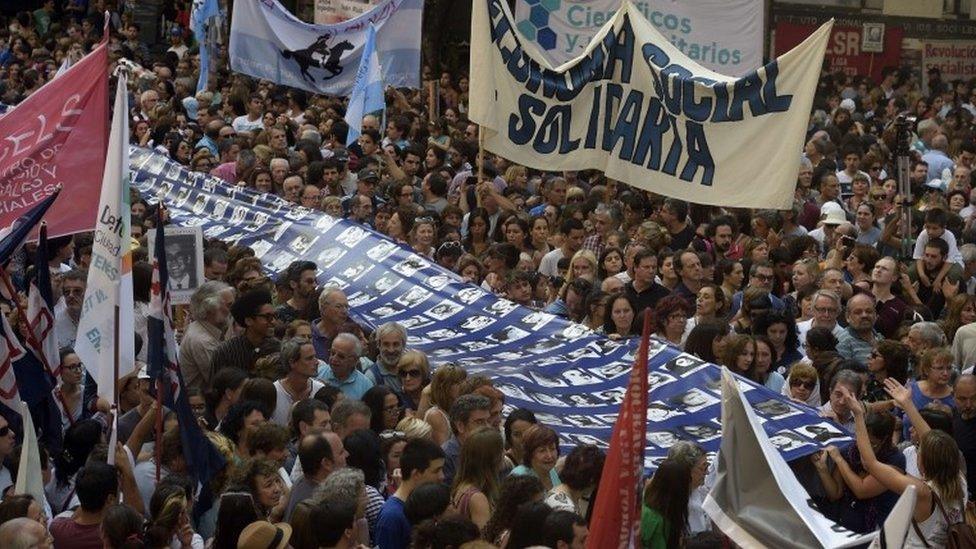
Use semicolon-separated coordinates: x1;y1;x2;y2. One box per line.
0;517;52;548
954;374;976;499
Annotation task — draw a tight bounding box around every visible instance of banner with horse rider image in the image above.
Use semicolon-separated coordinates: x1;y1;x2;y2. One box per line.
229;0;422;96
469;0;832;209
128;146;856;471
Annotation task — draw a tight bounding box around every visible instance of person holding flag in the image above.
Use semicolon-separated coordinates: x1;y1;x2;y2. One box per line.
147;206;226;520
344;24;385;149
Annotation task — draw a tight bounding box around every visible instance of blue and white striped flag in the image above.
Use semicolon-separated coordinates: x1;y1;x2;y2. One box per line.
344;24;385;147
191;0;221;93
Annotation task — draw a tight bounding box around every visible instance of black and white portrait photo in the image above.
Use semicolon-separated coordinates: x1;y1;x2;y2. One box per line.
768;430;814;452
799;422;849;444
682;423;720;441
665;354;707;377
668;388;718;413
148;226;204;305
753;398;800;420
862;22;884;53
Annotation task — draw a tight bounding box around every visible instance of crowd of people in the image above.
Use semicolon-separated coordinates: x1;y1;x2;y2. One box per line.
2;0;976;548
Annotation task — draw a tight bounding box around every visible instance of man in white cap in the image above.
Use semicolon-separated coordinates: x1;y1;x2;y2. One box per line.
809;202;850;254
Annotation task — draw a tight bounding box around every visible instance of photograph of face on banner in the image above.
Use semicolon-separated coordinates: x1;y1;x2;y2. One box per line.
147;226;204;305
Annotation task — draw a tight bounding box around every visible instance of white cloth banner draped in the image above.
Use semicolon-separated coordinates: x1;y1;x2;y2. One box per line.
470;0;832;209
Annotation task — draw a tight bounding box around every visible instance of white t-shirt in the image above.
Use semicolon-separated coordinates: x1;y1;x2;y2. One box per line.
272;378;325;426
538;248;566;278
232;115;264;134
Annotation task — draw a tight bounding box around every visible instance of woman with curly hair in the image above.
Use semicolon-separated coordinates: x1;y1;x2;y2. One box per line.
228;458;288;522
652;295;692;346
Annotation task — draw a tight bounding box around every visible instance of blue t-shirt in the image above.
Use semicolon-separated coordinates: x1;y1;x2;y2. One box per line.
375;496;411;549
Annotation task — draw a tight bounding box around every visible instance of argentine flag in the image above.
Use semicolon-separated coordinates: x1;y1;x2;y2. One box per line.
344;24;385;147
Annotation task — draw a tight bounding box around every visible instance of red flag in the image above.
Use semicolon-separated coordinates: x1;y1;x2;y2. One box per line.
586;309;650;549
0;40;108;238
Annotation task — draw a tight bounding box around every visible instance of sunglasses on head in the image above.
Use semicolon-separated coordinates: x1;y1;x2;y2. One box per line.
790;379;816;391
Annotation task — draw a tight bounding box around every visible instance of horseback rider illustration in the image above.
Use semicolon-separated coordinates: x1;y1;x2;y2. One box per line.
281;31;355;83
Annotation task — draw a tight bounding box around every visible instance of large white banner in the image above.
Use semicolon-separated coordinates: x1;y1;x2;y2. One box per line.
513;0;763;76
470;0;831;209
230;0;422;96
315;0;382;24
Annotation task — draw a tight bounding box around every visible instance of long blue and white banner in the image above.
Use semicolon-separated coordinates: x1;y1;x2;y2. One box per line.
229;0;422;96
129;147;853;469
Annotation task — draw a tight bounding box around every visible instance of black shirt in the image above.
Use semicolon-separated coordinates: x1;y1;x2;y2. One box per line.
953;412;976;499
669;224;697;250
625;281;670;319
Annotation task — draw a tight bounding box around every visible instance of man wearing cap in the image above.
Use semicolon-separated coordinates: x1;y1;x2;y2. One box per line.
809;203;850;256
166;27;188;59
342;168;384;215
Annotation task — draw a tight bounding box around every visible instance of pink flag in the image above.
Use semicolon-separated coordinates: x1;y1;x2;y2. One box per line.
0;40;108;238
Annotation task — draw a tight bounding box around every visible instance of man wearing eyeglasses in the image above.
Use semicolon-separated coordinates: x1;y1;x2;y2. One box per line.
836;293;881;365
210;289;280;377
727;261;785;317
797;290;846;356
55;269;86;350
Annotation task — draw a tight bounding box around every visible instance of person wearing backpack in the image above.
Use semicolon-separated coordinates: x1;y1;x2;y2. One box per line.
849;380;975;548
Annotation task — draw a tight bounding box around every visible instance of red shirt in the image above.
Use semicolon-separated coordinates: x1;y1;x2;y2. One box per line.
50;515;102;549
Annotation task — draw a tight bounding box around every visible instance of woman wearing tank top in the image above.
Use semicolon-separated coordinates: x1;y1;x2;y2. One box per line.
852;379;967;549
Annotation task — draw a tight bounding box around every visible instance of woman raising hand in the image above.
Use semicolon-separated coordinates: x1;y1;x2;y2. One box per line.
840;381;968;547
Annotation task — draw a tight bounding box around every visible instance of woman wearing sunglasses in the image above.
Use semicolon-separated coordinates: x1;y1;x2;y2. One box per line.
864;340;910;404
784;363;820;406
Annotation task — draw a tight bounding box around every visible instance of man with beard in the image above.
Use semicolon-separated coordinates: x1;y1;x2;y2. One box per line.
909;237;962;318
179;281;236;391
953;375;976;499
276;261;319;324
366;322;407;399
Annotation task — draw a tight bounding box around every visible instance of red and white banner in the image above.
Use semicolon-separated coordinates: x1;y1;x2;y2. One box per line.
775;22;903;83
922;40;976;91
0;42;108;238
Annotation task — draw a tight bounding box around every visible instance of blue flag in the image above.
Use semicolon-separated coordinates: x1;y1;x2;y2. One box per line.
190;0;221;93
16;223;63;455
147;212;225;518
344;24;385;147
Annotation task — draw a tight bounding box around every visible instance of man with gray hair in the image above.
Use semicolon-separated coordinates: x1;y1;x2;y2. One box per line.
312;286;351;360
0;517;52;549
331;399;372;440
581;204;616;257
442;394;491;486
273;338;325;425
908;322;947;372
321;333;373;400
366;322;407;398
797;289;845;352
179;280;235;391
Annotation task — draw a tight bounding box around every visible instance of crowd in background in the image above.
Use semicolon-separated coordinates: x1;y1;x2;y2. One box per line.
2;0;976;548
